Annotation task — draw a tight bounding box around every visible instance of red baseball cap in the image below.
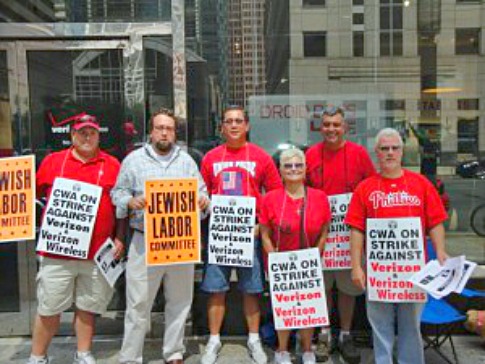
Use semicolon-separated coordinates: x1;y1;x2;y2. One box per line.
72;114;100;131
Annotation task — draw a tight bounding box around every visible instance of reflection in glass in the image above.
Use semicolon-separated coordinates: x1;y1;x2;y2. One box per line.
27;50;128;162
455;28;480;55
0;52;20;312
0;51;13;157
68;0;171;22
144;36;212;165
0;243;20;312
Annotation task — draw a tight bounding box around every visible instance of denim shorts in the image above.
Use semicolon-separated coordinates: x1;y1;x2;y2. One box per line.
200;239;264;294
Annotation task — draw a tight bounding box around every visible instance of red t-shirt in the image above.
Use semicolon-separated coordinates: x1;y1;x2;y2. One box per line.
345;169;448;236
201;142;283;216
260;187;331;252
36;148;120;260
305;141;376;195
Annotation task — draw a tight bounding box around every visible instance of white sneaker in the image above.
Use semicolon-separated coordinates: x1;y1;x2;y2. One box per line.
274;351;291;364
247;339;268;364
301;351;316;364
73;352;96;364
26;356;49;364
201;340;222;364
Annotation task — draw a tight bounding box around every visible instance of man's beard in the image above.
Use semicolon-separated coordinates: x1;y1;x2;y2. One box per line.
154;140;173;154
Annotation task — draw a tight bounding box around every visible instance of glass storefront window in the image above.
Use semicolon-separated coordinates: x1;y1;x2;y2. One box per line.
185;1;485;263
144;37;174;114
0;51;21;312
0;51;13;157
27;50;128;162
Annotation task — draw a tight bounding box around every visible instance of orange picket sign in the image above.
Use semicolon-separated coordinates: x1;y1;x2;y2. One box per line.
144;178;200;266
0;155;36;242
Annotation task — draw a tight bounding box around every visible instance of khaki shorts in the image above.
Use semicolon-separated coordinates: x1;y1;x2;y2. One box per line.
36;257;114;316
323;269;364;296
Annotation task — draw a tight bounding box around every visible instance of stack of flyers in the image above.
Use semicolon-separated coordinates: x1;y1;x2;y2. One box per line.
408;256;477;299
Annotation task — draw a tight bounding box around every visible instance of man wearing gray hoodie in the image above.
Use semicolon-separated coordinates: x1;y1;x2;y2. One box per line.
111;108;209;364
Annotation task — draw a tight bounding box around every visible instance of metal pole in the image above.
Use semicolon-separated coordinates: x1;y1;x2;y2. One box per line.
172;0;188;145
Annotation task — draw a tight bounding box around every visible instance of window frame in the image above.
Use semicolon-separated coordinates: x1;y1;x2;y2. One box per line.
303;31;327;57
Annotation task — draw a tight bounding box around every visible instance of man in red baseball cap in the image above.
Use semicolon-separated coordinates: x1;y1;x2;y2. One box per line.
27;114;123;364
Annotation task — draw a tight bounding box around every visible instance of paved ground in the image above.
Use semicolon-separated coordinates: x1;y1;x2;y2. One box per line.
2;334;484;364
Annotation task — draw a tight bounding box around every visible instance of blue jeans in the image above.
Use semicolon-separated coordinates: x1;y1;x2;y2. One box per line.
200;239;264;294
367;300;425;364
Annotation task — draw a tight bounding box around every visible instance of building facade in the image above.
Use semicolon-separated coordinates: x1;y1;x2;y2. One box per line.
284;0;485;165
223;0;266;106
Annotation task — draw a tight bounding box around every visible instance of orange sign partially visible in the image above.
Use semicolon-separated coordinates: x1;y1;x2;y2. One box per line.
0;155;36;242
144;178;200;266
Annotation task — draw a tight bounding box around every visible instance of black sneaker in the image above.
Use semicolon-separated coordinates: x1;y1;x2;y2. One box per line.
338;335;361;364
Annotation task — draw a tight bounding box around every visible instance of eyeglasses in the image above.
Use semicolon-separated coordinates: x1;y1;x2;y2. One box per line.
282;163;305;170
378;145;401;152
223;118;245;125
153;125;176;133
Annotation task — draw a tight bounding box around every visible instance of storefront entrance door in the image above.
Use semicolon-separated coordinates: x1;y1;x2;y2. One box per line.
0;42;36;336
0;39;138;336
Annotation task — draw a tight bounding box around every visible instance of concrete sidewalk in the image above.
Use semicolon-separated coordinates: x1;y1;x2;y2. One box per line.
2;335;484;364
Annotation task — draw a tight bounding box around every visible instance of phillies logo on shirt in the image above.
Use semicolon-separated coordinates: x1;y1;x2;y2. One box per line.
213;161;256;176
369;191;421;209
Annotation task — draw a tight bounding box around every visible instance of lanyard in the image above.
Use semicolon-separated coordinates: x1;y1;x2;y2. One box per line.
276;187;309;251
60;147;105;186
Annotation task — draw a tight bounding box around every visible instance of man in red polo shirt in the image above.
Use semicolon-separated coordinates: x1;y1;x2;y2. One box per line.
306;106;375;363
27;115;123;364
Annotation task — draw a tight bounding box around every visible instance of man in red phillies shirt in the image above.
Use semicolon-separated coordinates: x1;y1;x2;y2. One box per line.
346;127;448;364
200;105;282;364
27;115;123;364
305;106;375;363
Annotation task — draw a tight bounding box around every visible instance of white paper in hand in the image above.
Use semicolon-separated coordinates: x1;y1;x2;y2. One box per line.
409;256;477;299
94;238;126;287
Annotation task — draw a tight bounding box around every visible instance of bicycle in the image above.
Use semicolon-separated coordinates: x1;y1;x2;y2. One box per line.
470;203;485;237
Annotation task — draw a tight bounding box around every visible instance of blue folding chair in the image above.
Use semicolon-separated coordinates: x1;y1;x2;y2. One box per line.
421;239;485;363
421;295;467;364
460;288;485;299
